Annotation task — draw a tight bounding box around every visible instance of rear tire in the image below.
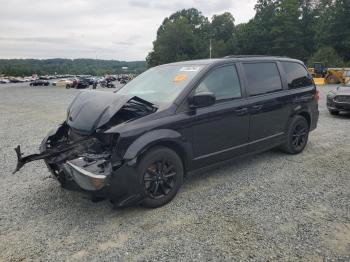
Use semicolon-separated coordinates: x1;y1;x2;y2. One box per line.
281;116;309;154
138;146;183;208
329;109;339;115
66;84;70;89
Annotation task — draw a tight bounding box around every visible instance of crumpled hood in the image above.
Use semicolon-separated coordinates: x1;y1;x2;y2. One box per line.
66;91;135;133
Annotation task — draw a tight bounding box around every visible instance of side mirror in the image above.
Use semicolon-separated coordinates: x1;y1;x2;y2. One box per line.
189;92;216;108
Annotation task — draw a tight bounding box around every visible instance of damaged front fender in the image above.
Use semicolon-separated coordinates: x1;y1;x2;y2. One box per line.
13;92;157;174
12;91;161;206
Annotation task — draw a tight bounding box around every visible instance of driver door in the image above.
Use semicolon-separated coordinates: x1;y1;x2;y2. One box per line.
190;64;250;168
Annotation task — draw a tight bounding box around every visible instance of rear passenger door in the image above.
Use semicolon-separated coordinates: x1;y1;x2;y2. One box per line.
241;62;289;152
280;61;316;126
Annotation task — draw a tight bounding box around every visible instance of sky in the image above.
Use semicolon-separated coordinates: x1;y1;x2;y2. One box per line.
0;0;257;61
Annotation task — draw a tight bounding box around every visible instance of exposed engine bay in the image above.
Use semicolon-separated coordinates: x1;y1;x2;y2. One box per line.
13;91;157;192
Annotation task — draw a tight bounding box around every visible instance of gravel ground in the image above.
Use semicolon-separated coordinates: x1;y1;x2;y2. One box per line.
0;83;349;261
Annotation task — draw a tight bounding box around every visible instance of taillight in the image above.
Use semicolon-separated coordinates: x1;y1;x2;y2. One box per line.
315;89;320;102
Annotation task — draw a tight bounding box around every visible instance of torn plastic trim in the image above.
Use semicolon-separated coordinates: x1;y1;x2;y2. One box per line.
15;131;110;173
13;137;88;174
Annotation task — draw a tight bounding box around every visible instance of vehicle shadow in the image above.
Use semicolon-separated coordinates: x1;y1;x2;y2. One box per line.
183;148;284;185
19;148;288;220
332;112;350;118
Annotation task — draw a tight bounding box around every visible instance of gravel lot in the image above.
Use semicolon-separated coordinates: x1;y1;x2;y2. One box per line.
0;83;349;261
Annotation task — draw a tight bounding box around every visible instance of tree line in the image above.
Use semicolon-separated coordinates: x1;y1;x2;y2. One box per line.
0;59;147;77
147;0;350;67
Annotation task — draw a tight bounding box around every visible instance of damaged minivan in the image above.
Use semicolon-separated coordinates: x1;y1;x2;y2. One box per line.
14;56;319;208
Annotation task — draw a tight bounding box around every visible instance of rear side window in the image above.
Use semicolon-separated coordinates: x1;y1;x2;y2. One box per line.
281;62;313;89
195;65;241;101
243;62;282;96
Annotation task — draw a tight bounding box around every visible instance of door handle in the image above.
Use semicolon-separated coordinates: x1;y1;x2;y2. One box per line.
250;105;263;113
234;107;248;116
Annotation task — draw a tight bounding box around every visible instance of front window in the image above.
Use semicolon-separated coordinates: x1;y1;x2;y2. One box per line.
195;65;242;101
117;65;204;104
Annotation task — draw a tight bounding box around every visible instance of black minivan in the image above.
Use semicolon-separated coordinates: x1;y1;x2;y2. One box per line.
15;56;319;208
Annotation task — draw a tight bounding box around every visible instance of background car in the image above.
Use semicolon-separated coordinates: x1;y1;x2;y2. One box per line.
0;79;10;84
52;79;73;88
30;80;50;86
66;78;89;89
327;82;350;115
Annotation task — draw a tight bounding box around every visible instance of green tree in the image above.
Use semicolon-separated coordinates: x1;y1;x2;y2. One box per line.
146;17;197;66
329;0;350;60
313;0;350;61
300;0;317;59
308;46;344;67
270;0;305;59
210;12;238;57
147;8;210;66
0;59;147;76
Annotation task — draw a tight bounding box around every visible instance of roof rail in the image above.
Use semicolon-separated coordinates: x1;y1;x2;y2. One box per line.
223;55;290;59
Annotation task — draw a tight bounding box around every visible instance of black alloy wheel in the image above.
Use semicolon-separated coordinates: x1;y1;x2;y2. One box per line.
281;115;309;154
138;146;183;208
291;122;308;152
144;160;177;199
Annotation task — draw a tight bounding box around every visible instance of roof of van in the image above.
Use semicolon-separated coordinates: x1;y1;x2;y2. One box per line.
165;55;303;66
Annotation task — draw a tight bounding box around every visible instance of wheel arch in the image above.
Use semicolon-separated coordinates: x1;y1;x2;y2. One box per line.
147;140;189;174
297;111;311;128
285;109;311;133
122;129;192;173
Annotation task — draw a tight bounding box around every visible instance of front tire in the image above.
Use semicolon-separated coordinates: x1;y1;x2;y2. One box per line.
138;146;183;208
329;109;339;115
281;116;309;154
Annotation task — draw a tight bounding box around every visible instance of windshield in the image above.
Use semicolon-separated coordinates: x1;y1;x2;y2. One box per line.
117;65;204;104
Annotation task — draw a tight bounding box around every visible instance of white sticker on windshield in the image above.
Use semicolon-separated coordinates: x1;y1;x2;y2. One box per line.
180;66;200;72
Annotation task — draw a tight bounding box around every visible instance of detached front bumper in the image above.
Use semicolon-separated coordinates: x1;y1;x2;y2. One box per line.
62;158;109;191
50;158;144;207
39;128;145;207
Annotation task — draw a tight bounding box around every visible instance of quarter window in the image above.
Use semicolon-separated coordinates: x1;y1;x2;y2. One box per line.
243;62;282;96
195;65;241;101
281;62;313;89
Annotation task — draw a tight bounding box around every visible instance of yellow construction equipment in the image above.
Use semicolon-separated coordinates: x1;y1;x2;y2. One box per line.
325;68;345;84
313;77;325;85
308;62;347;85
